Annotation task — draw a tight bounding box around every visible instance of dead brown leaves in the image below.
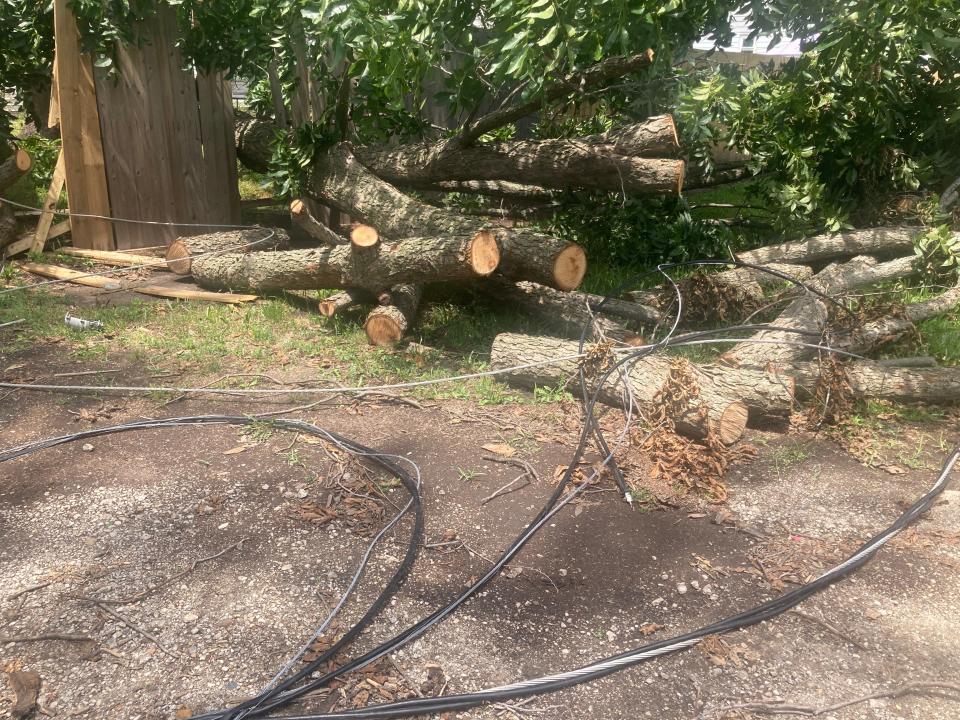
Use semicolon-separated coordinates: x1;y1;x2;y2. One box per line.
698;635;756;668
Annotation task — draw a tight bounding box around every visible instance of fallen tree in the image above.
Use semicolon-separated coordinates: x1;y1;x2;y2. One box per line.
491;332;795;444
180;231;499;294
0;146;31;192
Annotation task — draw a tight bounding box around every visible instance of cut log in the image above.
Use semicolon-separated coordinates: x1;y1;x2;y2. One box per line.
237;127;585;289
0;147;32;191
309;143;585;289
490;333;795;443
188;232;499;293
723;255;918;368
319;288;374;317
354;118;685;196
482;280;658;340
736;227;922;266
290;199;344;245
59;247;170;269
166;229;288;275
18;261;258;303
850;281;960;352
364;284;422;346
791;361;960;403
350;224;380;258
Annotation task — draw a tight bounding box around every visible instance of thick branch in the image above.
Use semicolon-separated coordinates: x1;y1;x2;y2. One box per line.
736;227;922;266
185;232;498;294
455;50;655;146
365;284;422;346
355;116;683;195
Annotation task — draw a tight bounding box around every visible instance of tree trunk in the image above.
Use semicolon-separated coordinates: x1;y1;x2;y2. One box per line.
186;232;499;293
319;288;374;317
490;333;795;443
791;361;960;403
713;262;815;300
365;284;422;346
723;255;917;368
0;148;32;192
308;144;587;289
354;117;683;195
0;204;17;249
736;227;921;266
482;280;659;340
166;229;289;275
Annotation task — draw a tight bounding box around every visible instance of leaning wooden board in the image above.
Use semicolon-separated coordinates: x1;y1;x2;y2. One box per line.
18;262;257;303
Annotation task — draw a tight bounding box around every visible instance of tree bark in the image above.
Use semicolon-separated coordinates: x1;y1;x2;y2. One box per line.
849;281;960;351
186;232;499;293
0;147;32;192
791;361;960;403
0;204;17;249
365;284;422;346
723;255;918;368
319;288;374;317
291;199;345;245
354;116;683;195
736;227;921;266
309;143;587;289
483;280;660;340
490;333;795;443
236;121;589;289
166;229;288;275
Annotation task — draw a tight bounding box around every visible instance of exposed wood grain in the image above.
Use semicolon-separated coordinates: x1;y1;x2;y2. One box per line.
54;0;114;250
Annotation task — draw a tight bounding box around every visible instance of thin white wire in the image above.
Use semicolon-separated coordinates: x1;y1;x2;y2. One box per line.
0;338;865;400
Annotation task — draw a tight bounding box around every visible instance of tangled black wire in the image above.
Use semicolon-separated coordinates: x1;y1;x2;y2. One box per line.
1;260;956;720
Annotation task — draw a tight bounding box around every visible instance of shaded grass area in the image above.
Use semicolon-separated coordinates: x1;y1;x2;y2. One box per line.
0;271;549;404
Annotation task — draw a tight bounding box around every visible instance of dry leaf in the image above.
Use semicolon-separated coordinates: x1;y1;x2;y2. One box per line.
881;465;908;475
482;443;517;457
223;445;248;455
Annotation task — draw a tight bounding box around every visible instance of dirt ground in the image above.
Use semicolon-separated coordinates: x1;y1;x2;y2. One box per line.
1;339;959;720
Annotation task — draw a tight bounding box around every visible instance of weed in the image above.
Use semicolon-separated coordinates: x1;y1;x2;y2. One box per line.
534;383;573;403
457;467;482;482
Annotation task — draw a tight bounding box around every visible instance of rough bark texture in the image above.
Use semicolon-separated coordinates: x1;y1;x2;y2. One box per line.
188;233;497;293
485;280;633;341
291;199;345;245
0;147;32;191
166;229;288;275
354;116;683;195
484;280;659;340
715;262;815;299
850;281;960;351
791;361;960;403
308;144;586;289
736;227;920;266
723;255;918;368
365;284;422;346
491;333;795;442
319;288;374;317
0;204;17;249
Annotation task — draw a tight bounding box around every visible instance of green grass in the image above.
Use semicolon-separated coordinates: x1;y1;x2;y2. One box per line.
237;166;275;201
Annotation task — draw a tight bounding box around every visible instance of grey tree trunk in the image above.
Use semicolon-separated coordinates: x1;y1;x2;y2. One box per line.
736;227;921;266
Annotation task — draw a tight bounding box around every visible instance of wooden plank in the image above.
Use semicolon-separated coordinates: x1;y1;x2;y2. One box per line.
58;247;170;269
48;55;60;128
18;262;257;303
47;221;71;241
197;71;242;225
53;0;114;250
31;149;66;253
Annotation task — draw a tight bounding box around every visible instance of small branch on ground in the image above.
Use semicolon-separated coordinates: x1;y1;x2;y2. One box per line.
788;608;868;650
0;633;95;644
706;680;960;718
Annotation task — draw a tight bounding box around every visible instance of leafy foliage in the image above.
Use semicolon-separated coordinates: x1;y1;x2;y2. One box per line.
677;0;960;229
0;0;54;137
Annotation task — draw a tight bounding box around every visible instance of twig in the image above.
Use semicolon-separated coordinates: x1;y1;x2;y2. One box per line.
708;680;960;718
86;537;249;605
387;656;424;698
480;473;530;505
481;454;541;482
788;608;868;650
90;601;180;658
6;581;52;601
0;633;94;644
0;318;26;329
460;540;557;591
52;369;121;378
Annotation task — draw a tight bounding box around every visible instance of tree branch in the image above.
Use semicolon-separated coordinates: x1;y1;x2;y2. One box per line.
452;49;655;147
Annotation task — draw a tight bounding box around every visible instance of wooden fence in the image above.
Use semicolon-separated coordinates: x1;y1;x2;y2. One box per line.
53;0;240;250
